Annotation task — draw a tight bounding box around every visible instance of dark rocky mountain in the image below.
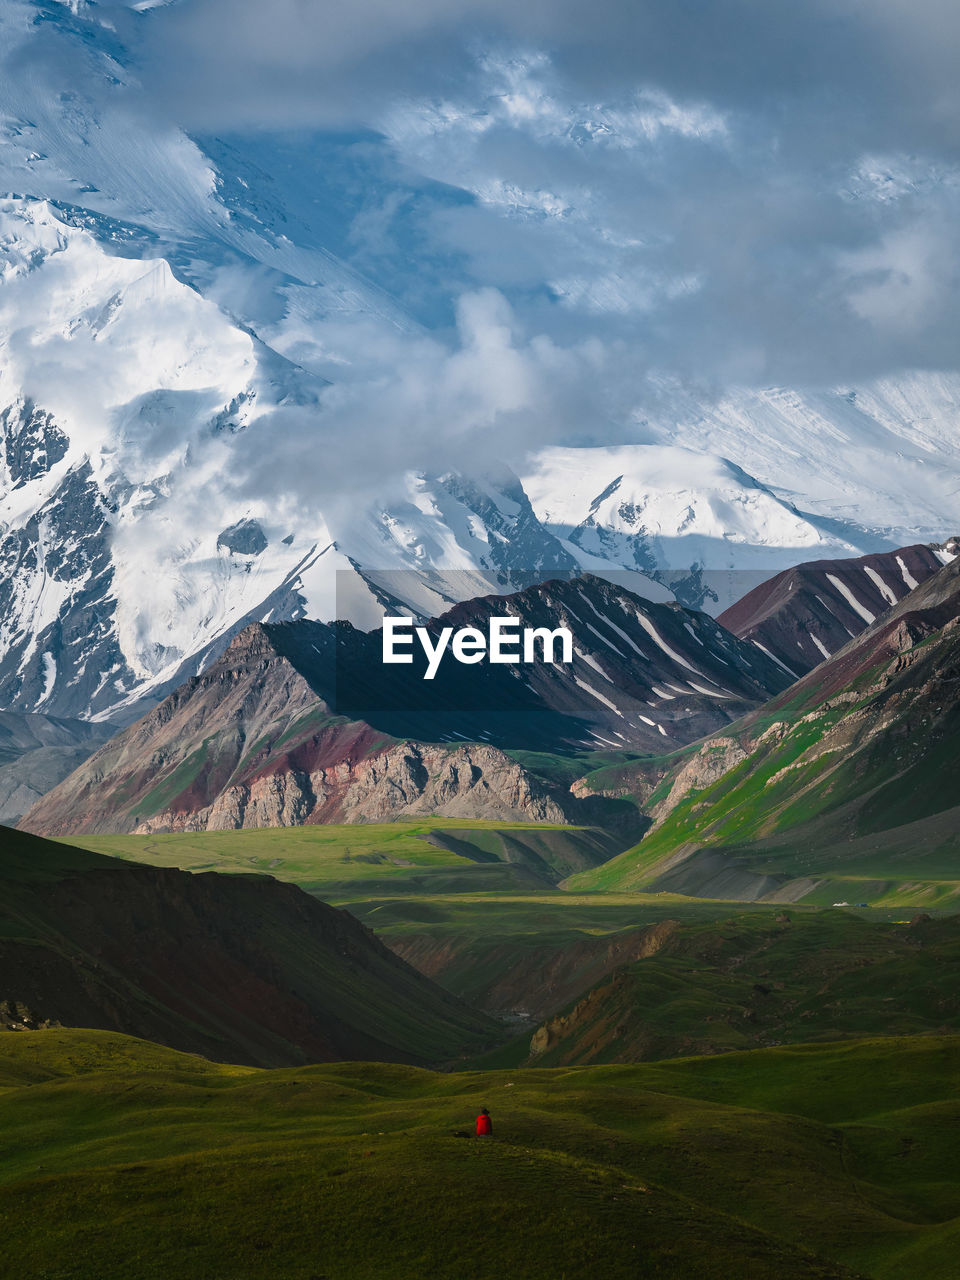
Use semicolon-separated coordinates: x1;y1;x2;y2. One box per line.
0;827;494;1067
718;539;957;678
406;575;792;751
570;555;960;901
20;576;789;836
0;711;114;824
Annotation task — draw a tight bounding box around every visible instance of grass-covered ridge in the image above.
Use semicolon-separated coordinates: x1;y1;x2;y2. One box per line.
7;1028;960;1279
567;601;960;901
0;826;495;1067
504;909;960;1067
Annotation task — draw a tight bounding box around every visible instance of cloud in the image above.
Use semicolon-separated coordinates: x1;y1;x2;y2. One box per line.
221;286;637;517
364;46;960;385
11;0;960;448
132;0;960;157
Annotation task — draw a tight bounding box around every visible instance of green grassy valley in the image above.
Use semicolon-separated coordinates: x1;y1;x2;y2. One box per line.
64;818;627;897
57;824;960;1035
6;1028;960;1279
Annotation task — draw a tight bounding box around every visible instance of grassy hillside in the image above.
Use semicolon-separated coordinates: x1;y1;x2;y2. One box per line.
8;1029;960;1278
346;892;792;1020
60;828;950;1029
0;827;494;1067
51;825;825;1024
505;910;960;1067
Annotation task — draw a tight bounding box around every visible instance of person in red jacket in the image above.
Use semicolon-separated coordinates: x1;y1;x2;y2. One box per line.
476;1106;493;1137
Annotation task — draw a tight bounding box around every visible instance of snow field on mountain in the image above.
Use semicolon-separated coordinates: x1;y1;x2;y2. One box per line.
0;201;254;471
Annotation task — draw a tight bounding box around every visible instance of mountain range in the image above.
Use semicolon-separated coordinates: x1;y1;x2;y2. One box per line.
0;1;958;729
18;538;958;857
20;573;795;835
3;191;958;730
569;552;960;902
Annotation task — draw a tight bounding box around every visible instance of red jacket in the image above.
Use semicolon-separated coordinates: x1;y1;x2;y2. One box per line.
476;1112;493;1136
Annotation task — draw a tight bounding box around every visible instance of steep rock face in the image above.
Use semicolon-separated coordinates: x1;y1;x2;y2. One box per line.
0;399;69;489
650;739;748;827
526;922;683;1057
0;205;673;725
717;540;956;678
133;741;580;833
0;460;126;720
0;829;494;1067
430;472;579;579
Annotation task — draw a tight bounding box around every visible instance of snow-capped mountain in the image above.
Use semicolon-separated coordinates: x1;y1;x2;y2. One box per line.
521;411;960;612
0;187;664;720
1;0;960;726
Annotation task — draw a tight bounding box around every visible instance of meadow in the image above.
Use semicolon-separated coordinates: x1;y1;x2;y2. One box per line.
3;1028;960;1279
66;819;960;913
61;823;949;1030
65;819;624;897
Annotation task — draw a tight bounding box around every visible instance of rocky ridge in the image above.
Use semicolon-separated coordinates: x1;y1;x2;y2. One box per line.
717;539;957;678
20;575;788;836
567;555;960;899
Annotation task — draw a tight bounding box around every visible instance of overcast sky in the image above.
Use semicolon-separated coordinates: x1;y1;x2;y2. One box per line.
6;0;960;503
126;0;960;388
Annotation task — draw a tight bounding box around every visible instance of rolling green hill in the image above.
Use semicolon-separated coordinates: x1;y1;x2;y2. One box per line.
8;1028;960;1279
0;827;494;1067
